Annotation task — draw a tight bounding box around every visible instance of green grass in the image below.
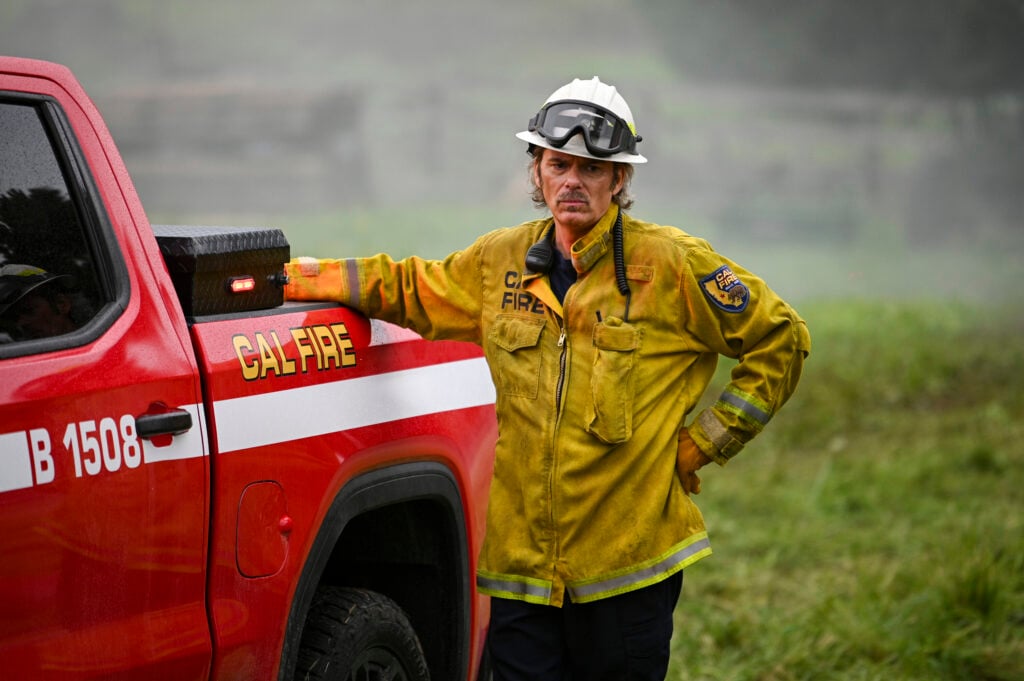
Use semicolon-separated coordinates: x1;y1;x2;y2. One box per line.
173;197;1024;679
669;300;1024;680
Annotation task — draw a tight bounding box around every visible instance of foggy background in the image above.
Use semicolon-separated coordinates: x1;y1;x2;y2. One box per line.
3;0;1023;304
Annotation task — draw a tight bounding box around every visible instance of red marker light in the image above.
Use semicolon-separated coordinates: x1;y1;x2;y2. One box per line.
228;276;256;293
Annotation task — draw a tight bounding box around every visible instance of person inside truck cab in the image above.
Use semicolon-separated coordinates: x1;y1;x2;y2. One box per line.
284;77;810;681
0;263;80;342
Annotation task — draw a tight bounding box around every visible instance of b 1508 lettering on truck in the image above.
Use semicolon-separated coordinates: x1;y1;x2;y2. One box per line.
0;56;498;681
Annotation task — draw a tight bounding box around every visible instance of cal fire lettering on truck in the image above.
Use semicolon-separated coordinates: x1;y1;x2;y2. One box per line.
0;406;206;493
233;322;357;381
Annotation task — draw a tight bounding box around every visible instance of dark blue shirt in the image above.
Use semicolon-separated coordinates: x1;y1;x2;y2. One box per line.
549;249;577;304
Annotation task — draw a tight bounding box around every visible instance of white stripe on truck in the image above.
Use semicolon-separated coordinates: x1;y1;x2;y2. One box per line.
213;357;495;454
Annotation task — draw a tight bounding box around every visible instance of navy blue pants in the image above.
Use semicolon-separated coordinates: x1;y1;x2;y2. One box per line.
486;571;683;681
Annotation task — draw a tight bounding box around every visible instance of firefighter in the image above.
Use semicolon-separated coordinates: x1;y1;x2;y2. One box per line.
0;264;78;341
285;76;810;681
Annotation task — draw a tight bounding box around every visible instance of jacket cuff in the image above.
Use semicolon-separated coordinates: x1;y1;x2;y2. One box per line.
284;257;350;303
690;409;744;465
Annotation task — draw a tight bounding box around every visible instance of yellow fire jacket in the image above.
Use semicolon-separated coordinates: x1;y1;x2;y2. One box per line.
284;205;810;606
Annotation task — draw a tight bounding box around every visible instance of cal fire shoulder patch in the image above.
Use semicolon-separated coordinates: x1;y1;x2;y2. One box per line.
700;265;749;313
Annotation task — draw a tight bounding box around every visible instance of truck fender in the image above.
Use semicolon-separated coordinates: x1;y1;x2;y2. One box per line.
277;461;471;681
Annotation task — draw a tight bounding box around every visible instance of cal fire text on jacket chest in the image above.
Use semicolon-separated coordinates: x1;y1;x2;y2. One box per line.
502;271;545;313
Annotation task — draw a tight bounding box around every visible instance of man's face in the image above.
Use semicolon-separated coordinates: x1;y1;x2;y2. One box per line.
537;148;623;238
10;293;73;340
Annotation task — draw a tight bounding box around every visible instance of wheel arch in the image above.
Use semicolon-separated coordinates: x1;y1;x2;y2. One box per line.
278;461;472;681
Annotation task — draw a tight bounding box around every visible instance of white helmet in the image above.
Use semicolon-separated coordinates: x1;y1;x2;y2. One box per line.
516;76;647;164
0;264;70;315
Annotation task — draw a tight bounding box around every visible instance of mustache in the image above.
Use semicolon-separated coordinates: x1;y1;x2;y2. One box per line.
557;191;588;203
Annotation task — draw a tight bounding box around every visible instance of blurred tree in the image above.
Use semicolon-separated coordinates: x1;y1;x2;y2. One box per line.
639;0;1024;246
640;0;1024;98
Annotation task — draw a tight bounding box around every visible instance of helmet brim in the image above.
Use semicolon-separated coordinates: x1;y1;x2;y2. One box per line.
0;273;70;316
516;130;647;164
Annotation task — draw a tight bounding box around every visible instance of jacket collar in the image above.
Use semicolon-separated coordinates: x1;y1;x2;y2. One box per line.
570;204;618;274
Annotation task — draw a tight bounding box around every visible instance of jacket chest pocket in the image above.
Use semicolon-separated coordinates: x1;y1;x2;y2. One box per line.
488;315;546;399
586;320;642;444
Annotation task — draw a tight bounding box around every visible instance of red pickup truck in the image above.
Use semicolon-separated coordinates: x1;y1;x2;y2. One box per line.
0;56;497;681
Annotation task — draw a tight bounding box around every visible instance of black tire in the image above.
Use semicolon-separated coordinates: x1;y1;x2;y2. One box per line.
295;586;430;681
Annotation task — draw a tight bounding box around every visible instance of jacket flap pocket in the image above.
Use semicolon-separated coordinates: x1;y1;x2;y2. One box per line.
491;315;546;352
592;322;640;352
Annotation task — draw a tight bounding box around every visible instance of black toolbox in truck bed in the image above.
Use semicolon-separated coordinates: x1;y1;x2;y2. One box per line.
153;224;289;317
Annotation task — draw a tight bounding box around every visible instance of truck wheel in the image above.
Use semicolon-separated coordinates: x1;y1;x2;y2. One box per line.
295;586;429;681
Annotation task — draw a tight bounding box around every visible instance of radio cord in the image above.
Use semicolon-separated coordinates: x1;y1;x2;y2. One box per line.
612;209;631;322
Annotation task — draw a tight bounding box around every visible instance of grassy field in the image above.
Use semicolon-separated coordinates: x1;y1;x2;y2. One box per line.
668;300;1024;681
274;209;1024;680
192;202;1024;679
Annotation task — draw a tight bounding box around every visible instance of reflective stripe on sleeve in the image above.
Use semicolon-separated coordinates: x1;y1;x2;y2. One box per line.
716;386;771;427
566;532;712;603
476;571;554;605
345;258;361;309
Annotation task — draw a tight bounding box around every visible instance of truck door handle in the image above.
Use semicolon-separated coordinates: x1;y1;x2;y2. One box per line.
135;408;193;439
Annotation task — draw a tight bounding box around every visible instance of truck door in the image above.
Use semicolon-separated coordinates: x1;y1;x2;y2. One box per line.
0;78;212;677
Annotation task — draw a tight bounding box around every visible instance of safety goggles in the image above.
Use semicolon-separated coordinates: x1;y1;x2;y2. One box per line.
527;100;640;157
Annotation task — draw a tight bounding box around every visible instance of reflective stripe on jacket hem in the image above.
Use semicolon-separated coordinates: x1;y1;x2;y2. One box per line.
477;532;712;606
476;571;554;605
566;532;712;603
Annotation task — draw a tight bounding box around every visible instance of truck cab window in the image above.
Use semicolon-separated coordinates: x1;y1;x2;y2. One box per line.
0;99;103;346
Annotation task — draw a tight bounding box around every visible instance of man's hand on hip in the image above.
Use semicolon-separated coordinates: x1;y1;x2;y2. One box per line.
677;428;713;495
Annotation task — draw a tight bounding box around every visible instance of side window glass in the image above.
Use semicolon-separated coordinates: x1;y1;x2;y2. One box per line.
0;100;105;347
